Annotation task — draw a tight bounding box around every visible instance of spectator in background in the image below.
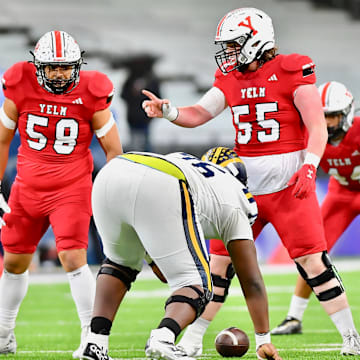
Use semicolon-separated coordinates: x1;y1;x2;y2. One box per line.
272;81;360;336
0;30;123;357
142;7;360;356
121;54;161;152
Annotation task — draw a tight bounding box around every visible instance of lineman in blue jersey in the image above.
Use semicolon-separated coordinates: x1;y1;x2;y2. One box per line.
82;147;281;360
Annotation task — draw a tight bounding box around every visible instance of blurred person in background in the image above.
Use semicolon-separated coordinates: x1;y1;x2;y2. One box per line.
81;148;281;360
121;54;161;152
142;7;360;356
0;30;123;357
272;81;360;336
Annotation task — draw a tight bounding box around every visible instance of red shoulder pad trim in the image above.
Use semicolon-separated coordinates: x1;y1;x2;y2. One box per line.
2;62;27;88
280;54;315;72
87;71;114;99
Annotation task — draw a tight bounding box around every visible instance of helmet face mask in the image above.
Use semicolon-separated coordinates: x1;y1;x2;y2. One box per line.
215;37;252;74
318;81;354;142
32;30;83;94
201;147;248;186
325;106;352;140
214;8;275;74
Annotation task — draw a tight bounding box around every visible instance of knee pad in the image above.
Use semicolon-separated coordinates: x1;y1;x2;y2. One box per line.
165;285;211;318
211;263;235;303
295;251;344;302
97;258;139;290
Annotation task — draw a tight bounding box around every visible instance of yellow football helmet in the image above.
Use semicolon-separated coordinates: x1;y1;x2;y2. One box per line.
201;147;248;186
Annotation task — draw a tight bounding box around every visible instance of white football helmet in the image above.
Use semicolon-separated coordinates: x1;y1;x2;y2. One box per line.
318;81;354;140
214;8;275;74
31;30;83;94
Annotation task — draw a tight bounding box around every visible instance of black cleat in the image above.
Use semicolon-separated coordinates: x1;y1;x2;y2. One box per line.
271;316;302;335
82;342;112;360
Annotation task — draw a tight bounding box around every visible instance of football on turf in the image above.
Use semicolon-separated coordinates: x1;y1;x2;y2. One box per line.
215;327;250;357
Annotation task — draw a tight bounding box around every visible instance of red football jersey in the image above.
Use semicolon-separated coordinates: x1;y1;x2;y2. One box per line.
213;54;316;156
320;117;360;192
2;61;114;190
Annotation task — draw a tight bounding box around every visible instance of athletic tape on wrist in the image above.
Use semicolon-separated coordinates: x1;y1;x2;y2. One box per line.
255;332;271;350
304;152;320;168
0;105;16;130
94;113;115;138
161;103;179;122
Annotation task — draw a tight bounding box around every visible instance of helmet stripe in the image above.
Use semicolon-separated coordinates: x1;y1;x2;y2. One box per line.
321;81;331;108
53;30;64;59
215;14;228;40
220;158;244;167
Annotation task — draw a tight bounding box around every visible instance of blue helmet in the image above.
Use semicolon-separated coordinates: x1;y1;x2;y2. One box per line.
201;147;248;186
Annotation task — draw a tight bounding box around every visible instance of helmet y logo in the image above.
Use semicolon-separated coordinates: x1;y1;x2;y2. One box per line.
238;16;258;35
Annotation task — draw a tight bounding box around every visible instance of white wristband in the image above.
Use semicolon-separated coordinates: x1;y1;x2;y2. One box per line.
255;332;271;350
0;105;16;130
304;152;320;168
161;102;179;122
94;113;115;138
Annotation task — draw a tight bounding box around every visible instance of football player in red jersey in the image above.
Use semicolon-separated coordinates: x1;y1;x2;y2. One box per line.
272;81;360;338
142;7;360;357
0;31;123;356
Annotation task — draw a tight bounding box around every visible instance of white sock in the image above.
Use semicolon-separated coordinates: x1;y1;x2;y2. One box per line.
287;295;309;321
0;270;29;330
179;317;210;344
67;264;95;328
330;307;357;337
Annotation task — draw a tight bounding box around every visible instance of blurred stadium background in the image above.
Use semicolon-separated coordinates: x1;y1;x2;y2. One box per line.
0;0;359;268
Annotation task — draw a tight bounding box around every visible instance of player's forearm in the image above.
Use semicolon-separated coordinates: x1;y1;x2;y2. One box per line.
245;295;270;333
0;100;17;179
98;128;123;162
227;240;270;333
0;144;10;180
172;105;213;128
306;122;327;161
171;87;226;127
239;273;270;333
294;84;327;162
0;127;14;180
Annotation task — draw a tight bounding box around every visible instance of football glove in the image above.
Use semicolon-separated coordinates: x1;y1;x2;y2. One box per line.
287;164;317;200
0;181;10;228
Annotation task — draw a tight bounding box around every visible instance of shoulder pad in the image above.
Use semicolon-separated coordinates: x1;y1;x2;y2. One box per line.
2;62;28;89
87;71;114;101
280;54;315;73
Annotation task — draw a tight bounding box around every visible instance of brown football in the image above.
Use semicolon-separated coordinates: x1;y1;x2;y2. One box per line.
215;327;250;357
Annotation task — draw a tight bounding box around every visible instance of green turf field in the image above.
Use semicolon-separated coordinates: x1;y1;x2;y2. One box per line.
3;268;360;359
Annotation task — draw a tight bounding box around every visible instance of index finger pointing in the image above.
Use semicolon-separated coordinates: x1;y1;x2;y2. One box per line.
142;89;159;101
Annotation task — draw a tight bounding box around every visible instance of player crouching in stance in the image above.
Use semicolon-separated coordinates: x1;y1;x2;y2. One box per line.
0;31;123;357
81;149;281;360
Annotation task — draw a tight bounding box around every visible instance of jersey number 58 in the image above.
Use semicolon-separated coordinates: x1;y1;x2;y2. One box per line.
26;114;79;155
